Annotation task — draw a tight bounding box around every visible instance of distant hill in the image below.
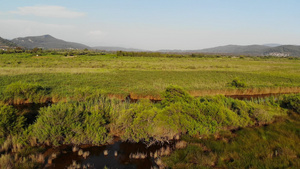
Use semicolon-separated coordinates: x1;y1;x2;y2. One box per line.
12;35;90;49
263;43;282;47
5;34;300;56
0;36;19;49
190;44;300;57
93;46;145;52
196;45;271;55
264;45;300;57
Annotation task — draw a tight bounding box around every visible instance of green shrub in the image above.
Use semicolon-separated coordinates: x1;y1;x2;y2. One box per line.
116;88;287;143
161;85;193;106
229;78;247;88
281;94;300;114
117;100;158;142
31;101;110;146
3;82;49;103
0;105;25;138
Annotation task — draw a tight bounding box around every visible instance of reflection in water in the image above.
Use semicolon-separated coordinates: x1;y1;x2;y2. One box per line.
48;139;176;169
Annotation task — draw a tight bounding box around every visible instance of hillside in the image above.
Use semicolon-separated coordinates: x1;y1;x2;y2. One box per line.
12;35;90;49
197;45;271;55
0;36;19;49
264;45;300;57
192;44;300;57
93;46;144;52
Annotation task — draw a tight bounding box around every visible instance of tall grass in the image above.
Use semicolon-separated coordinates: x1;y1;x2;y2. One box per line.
163;112;300;168
1;82;50;104
114;87;287;144
30;99;112;146
0;105;25;138
0;53;299;102
0;86;298;168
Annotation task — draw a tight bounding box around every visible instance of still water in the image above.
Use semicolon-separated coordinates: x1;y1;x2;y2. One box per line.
47;139;175;169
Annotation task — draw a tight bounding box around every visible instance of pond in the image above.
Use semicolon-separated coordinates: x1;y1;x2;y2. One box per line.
46;138;178;169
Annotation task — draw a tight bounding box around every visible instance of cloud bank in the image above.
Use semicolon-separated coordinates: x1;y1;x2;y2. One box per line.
11;5;85;18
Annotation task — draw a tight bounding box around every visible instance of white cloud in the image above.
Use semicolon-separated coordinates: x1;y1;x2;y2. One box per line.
11;5;85;18
0;19;74;39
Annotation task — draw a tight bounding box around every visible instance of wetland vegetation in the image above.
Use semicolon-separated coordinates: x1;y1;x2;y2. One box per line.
1;50;300;102
0;49;299;168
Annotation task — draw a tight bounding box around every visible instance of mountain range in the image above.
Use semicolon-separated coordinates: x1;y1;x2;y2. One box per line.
93;46;144;52
0;36;18;49
1;35;300;56
11;35;90;50
194;45;300;57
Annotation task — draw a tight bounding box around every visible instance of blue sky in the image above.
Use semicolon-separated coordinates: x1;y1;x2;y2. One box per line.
0;0;300;50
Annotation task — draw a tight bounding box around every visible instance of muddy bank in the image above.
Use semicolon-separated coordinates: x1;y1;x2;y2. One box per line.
128;86;300;101
4;86;300;105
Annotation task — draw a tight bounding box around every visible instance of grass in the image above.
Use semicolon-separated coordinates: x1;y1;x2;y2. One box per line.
163;112;300;169
1;51;299;168
0;53;300;103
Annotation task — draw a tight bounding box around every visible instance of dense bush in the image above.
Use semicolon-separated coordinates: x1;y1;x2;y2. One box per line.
117;100;160;142
30;100;110;146
229;78;247;88
161;85;193;106
116;86;284;143
0;105;25;139
3;82;49;103
281;94;300;114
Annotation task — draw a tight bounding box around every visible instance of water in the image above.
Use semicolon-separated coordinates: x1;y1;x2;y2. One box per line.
47;138;176;169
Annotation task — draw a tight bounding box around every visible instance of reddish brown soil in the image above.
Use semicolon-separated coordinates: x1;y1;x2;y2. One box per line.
127;87;300;101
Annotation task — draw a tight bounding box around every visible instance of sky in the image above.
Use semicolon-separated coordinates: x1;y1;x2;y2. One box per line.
0;0;300;50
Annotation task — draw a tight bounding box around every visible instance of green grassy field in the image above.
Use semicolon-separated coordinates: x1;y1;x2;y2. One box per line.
1;51;300;168
0;52;300;102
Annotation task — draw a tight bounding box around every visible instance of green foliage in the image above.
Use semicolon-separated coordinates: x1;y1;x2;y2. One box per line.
116;88;286;143
164;145;217;168
30;101;110;146
0;53;300;100
0;105;25;138
164;112;300;169
281;94;300;114
117;100;158;142
3;82;49;103
229;78;247;88
161;85;193;106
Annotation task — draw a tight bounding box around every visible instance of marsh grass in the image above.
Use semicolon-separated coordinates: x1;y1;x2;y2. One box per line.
2;82;50;104
0;53;300;102
30;100;112;146
163;107;300;168
0;153;43;169
0;51;300;168
163;112;300;169
114;87;289;144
